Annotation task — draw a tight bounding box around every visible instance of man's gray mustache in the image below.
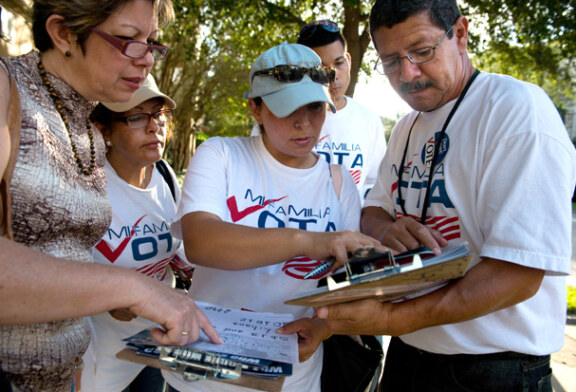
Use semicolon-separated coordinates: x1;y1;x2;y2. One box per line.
400;80;434;94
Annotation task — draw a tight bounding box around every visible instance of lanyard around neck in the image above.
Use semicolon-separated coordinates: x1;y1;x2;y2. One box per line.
397;69;480;223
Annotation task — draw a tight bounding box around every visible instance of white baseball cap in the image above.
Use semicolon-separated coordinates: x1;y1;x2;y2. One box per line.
102;74;176;113
246;43;336;118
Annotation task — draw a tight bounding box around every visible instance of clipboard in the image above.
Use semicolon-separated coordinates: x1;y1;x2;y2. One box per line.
285;242;472;307
116;302;296;392
116;348;285;392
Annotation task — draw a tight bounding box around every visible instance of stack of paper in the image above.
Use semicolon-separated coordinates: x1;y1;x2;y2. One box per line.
117;302;298;390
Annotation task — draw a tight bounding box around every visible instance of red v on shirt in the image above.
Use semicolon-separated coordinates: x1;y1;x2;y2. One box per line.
227;195;287;222
95;215;147;263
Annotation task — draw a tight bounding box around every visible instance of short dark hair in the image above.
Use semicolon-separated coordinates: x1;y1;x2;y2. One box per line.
297;21;347;51
369;0;460;42
32;0;174;52
89;103;115;128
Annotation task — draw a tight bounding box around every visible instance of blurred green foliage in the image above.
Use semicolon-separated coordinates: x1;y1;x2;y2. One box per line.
568;285;576;314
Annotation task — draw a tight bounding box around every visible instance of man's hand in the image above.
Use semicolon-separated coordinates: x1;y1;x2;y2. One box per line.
361;207;447;255
379;217;447;254
316;259;545;337
276;317;332;362
315;299;396;336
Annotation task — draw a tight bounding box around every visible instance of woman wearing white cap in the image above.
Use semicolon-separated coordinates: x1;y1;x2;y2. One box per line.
81;74;193;392
163;43;388;392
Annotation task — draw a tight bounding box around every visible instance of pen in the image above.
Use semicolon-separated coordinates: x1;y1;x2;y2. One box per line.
304;257;336;279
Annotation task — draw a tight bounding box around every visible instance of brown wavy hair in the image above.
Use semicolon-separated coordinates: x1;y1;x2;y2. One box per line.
32;0;174;52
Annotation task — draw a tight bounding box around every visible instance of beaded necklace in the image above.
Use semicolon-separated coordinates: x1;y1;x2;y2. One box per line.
37;61;96;176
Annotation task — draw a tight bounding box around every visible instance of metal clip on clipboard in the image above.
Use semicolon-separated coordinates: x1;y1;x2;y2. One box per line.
324;247;429;291
159;346;242;382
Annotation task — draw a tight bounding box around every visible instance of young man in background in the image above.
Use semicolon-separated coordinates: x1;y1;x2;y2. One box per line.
297;20;387;201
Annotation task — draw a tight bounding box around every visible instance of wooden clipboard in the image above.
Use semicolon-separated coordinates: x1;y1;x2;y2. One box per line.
285;253;472;307
116;348;285;392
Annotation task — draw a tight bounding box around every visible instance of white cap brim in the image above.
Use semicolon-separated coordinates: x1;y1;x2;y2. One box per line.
101;74;176;113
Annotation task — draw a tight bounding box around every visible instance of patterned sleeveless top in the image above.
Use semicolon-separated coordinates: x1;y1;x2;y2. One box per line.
0;51;111;392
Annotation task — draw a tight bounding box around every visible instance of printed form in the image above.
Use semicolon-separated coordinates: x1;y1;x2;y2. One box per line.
189;302;298;366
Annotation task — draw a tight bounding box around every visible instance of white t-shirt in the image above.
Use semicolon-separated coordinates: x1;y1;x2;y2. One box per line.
365;72;576;355
251;97;387;200
82;160;183;392
164;135;361;392
315;96;387;200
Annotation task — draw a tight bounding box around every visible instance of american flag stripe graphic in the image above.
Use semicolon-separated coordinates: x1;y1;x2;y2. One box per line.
396;212;461;240
282;256;328;279
350;170;362;185
136;257;172;280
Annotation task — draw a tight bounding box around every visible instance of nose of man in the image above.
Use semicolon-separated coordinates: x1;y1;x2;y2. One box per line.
397;57;423;82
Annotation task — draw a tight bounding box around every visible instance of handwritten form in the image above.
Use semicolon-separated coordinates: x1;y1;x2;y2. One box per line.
186;302;298;366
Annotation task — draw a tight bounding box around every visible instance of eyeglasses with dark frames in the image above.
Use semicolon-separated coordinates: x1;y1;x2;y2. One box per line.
91;28;170;61
252;65;336;85
374;25;454;76
113;109;174;129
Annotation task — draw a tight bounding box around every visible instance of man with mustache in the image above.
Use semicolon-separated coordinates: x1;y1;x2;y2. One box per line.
315;0;576;391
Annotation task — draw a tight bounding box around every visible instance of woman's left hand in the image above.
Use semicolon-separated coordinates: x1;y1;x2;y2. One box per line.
276;317;332;362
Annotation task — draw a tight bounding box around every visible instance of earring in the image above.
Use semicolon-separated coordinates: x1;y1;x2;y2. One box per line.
65;51;72;58
105;140;112;153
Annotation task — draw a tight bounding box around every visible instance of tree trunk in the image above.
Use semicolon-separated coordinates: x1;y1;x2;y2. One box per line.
342;1;372;97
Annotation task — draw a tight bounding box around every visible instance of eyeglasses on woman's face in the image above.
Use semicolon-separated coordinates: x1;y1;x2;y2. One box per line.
374;25;454;76
113;109;174;129
91;28;170;61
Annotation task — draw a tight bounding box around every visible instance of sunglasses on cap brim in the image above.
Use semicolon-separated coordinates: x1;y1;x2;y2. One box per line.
252;65;336;85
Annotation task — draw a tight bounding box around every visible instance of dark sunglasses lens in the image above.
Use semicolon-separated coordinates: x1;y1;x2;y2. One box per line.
276;66;304;82
310;69;323;83
310;68;334;84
